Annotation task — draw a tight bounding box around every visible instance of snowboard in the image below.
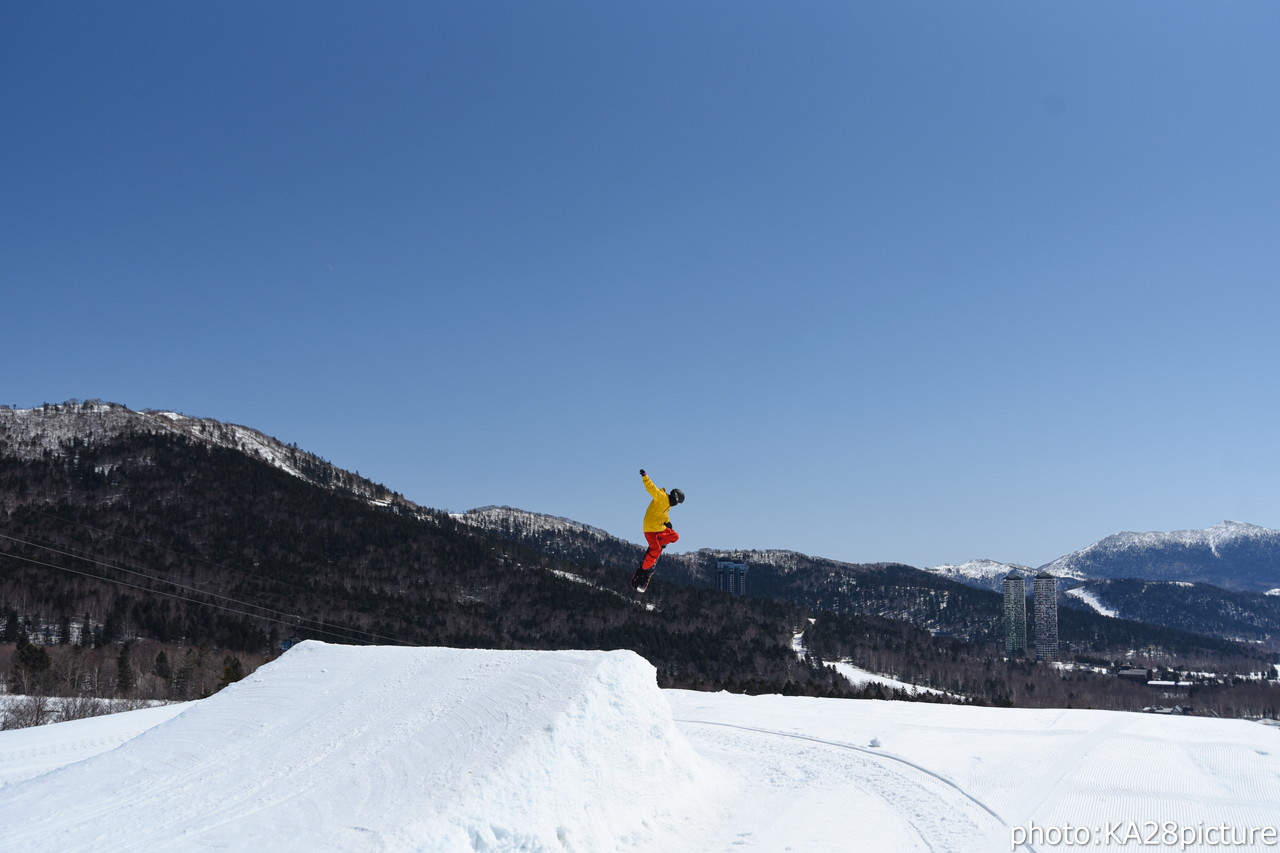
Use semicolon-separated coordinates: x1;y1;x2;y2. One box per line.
630;567;654;593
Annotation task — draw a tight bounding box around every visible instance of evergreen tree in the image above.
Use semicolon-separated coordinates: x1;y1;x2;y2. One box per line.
102;614;121;647
153;651;172;682
12;635;53;694
115;644;136;697
172;649;198;700
220;656;246;690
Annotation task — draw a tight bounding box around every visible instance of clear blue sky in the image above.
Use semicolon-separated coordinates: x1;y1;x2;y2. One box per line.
4;2;1278;569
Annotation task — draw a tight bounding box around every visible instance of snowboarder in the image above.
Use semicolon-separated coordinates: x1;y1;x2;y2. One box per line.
631;469;684;592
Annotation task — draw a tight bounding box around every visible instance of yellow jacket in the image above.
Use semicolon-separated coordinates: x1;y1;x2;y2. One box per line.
641;473;672;532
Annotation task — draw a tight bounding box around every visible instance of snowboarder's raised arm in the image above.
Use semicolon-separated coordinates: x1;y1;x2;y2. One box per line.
640;469;663;500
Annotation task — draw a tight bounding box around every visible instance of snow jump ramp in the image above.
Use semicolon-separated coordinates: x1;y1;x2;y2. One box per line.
0;642;715;852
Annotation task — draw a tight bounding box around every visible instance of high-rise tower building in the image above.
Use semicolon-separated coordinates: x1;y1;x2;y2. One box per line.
1002;572;1027;657
716;558;748;596
1033;572;1059;662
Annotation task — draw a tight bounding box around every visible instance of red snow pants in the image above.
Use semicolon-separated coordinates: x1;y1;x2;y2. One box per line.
642;527;680;570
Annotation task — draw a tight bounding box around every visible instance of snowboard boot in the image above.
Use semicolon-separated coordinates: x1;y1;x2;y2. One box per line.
630;566;655;593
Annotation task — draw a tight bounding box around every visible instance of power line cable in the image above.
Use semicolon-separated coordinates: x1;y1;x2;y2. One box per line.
0;535;411;647
0;547;290;628
0;531;307;625
24;507;347;602
9;510;412;645
0;545;407;647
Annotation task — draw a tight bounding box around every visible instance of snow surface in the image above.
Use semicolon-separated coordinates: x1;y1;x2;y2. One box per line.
1;642;1278;852
1065;585;1119;618
826;661;951;697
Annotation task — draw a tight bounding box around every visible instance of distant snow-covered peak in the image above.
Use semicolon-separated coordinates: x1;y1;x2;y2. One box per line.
923;558;1087;593
927;559;1034;582
1205;519;1271;545
1038;520;1280;592
1083;520;1276;552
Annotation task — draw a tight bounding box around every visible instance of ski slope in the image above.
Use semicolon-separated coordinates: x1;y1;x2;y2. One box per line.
1;643;1277;852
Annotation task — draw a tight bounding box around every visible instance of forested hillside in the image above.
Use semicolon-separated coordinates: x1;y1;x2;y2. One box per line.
1064;579;1280;645
0;430;845;698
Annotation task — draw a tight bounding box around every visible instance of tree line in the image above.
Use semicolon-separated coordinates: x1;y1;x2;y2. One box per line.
804;610;1279;716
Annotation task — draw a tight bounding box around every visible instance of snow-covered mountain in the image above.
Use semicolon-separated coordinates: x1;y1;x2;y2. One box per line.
930;522;1280;595
924;559;1043;592
1039;520;1280;593
0;400;424;516
1;641;1277;852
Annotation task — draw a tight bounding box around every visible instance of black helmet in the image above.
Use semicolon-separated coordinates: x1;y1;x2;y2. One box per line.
668;488;685;506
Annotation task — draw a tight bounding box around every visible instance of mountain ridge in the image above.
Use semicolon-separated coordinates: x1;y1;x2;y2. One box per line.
5;402;1278;661
0;400;423;517
11;402;1277;596
1038;519;1280;593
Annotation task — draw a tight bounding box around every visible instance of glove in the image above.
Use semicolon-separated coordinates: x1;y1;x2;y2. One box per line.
639;469;646;477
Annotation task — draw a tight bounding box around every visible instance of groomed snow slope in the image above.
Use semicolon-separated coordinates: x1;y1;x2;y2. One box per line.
668;691;1280;852
0;644;715;852
2;642;1279;852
